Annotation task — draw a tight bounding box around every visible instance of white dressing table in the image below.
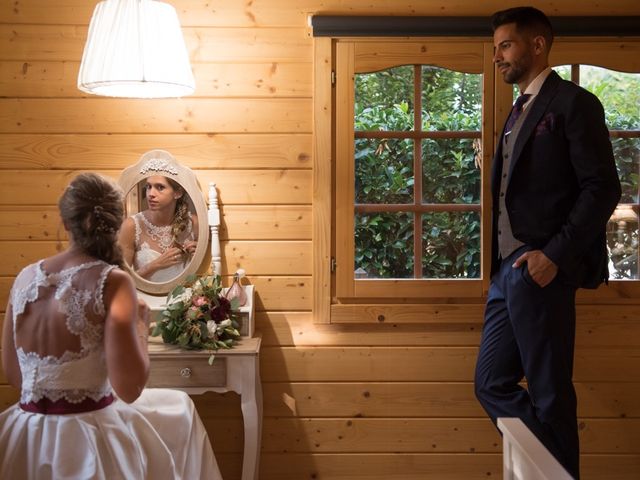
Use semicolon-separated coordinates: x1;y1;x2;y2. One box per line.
120;153;262;480
147;335;262;480
141;283;262;480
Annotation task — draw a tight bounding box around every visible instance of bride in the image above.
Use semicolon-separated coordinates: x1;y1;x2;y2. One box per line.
0;173;222;479
119;175;198;282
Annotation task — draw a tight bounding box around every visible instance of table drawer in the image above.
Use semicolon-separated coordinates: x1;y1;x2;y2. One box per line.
148;356;226;388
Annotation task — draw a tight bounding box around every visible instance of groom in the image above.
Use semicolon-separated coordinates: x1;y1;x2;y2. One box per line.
474;7;621;479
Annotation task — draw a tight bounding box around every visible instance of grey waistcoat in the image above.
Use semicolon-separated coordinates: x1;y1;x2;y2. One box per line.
497;100;535;259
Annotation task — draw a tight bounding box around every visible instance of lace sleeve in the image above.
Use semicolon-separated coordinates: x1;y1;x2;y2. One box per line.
93;265;117;316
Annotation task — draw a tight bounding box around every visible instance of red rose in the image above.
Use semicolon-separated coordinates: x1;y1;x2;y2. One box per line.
211;296;231;323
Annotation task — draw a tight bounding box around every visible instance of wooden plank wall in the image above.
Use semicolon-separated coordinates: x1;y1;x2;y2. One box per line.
1;1;639;479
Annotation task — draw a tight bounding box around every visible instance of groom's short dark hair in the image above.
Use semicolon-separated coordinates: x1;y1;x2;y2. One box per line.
491;6;554;49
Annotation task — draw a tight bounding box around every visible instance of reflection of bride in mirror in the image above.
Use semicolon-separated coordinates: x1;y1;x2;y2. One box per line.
118;175;198;282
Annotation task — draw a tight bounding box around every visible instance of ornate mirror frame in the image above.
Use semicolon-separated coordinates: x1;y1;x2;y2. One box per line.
118;149;209;294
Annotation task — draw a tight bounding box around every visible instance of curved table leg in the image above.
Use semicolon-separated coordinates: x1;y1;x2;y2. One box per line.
239;355;263;480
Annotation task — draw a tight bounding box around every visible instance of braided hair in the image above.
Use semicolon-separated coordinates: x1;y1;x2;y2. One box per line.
166;177;191;243
59;173;125;267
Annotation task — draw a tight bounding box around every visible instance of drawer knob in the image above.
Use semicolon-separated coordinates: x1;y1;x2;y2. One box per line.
180;367;192;378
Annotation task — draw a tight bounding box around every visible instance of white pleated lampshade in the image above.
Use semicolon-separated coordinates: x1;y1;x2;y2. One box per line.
78;0;195;98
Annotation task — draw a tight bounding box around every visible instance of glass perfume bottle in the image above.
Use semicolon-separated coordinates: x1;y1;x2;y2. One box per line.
225;268;247;306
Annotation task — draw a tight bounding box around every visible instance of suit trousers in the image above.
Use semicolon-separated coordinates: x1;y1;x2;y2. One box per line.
475;245;580;479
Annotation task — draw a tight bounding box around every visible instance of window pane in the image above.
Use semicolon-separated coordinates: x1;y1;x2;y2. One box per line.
422;138;481;204
552;65;572;81
579;65;640;282
355;138;414;204
422;67;482;131
612;137;639;204
579;66;640;130
355;66;414;131
355;212;414;278
422;212;480;278
607;207;639;280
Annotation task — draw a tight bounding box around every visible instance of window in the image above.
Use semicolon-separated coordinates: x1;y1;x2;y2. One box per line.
312;22;640;323
334;41;493;299
547;65;639;280
546;42;640;293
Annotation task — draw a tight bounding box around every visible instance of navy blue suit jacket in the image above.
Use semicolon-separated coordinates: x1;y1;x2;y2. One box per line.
490;70;622;288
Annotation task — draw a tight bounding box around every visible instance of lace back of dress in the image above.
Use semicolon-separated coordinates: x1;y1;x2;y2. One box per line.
11;260;115;404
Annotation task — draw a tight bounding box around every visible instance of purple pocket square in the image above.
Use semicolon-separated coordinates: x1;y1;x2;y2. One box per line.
535;112;556;135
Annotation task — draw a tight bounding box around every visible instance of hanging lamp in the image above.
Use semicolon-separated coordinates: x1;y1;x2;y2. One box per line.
78;0;195;98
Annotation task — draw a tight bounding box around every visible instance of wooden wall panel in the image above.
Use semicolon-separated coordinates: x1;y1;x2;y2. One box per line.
0;61;312;98
1;1;639;479
259;453;502;480
252;310;640;350
0;26;311;63
0;134;311;170
0;205;312;241
253;307;640;347
221;241;311;275
257;418;640;453
0;242;61;275
259;453;640;480
249;277;312;312
0;385;19;411
0;98;311;133
0;276;312;314
143;415;640;457
256;311;483;346
238;382;640;418
0;170;312;205
260;347;640;383
0;241;311;276
185;380;640;420
0;206;62;241
221;206;311;240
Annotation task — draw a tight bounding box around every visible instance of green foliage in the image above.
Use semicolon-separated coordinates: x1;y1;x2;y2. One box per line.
421;66;482;130
611;137;639;204
353;65;482;279
355;66;415;130
355;213;414;278
352;64;638;280
355;139;413;204
422;212;481;278
578;66;639;279
422;138;480;204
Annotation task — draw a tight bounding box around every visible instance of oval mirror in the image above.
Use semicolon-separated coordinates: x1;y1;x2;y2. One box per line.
117;150;209;294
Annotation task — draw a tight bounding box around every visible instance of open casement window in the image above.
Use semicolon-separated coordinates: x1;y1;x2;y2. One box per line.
547;41;640;300
334;40;495;302
313;28;640;324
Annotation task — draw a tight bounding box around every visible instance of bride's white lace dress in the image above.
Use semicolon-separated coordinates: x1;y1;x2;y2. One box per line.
132;212;194;282
0;260;223;479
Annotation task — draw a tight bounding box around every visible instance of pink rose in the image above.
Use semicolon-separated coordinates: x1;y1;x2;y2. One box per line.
192;296;208;307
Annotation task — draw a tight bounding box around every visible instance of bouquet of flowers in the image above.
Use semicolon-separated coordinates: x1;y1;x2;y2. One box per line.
152;274;241;362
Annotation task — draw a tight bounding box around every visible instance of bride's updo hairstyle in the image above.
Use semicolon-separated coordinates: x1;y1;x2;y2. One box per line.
59;173;125;267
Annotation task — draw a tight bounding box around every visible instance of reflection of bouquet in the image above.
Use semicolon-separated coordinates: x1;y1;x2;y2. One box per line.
152;274;241;362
